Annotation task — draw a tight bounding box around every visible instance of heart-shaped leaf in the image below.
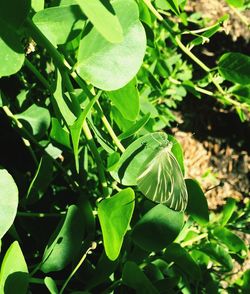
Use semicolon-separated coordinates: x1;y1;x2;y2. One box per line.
76;0;146;90
132;204;184;251
98;188;135;260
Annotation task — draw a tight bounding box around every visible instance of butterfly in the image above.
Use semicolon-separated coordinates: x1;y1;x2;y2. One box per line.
136;139;188;212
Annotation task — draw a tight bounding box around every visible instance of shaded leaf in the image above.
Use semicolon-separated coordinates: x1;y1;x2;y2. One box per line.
33;5;86;46
26;155;54;204
122;261;158;293
0;0;31;29
16;104;50;137
132;204;184;251
213;227;248;256
164;243;201;281
186;179;209;226
118;113;151;140
220;198;236;226
50;118;72;150
201;242;233;271
218;52;250;85
41;204;87;272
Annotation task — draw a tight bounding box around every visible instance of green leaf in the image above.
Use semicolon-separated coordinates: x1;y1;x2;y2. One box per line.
98;188;135;260
33;5;86;46
118;113;151;140
164;243;201;281
242;269;250;293
230;84;250;102
76;0;146;90
155;0;180;15
26;155;54;204
212;227;248;256
0;241;29;294
225;0;244;8
16;104;50;137
132;204;184;251
111;132;184;186
50;118;72;150
69;92;101;173
52;71;77;126
201;242;234;271
31;0;44;12
190;16;228;47
44;277;59;294
41;204;87;272
107;78;140;121
186;179;209;226
75;0;123;43
0;169;18;239
218;52;250;85
0;20;25;78
220;198;236;226
0;0;31;28
122;261;158;293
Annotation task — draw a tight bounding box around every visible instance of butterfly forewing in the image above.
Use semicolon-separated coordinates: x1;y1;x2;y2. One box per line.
137;147;188;211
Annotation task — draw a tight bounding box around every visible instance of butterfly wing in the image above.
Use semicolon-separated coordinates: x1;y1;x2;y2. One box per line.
137;148;188;211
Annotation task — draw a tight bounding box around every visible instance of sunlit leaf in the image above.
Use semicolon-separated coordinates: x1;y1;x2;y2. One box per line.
0;241;29;294
0;169;18;239
76;0;146;90
98;188;135;260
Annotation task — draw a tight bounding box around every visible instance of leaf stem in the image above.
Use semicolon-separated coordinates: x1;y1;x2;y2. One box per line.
71;73;125;153
2;106;39;165
181;232;208;247
59;242;97;294
25;18;80;116
24;58;51;91
2;105;79;191
17;211;66;217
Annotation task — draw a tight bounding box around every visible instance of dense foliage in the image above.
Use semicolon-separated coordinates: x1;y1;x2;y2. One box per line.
0;0;249;293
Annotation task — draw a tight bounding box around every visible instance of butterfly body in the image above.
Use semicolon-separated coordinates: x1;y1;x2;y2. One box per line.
137;142;188;211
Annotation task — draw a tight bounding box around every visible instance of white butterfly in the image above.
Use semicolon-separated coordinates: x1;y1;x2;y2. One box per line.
136;140;188;212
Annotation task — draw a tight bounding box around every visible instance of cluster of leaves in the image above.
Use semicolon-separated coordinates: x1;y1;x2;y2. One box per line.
0;0;249;293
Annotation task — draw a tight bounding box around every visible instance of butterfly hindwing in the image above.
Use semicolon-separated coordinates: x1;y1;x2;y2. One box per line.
137;147;188;211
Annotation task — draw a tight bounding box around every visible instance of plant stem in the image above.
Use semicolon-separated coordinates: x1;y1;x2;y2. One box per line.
95;102;125;153
25;18;80;116
59;242;97;294
72;73;125;153
24;58;51;90
17;211;66;217
82;120;109;197
25;18;71;72
143;0;163;21
175;36;210;72
2;106;39;166
181;233;208;247
2;105;79;190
